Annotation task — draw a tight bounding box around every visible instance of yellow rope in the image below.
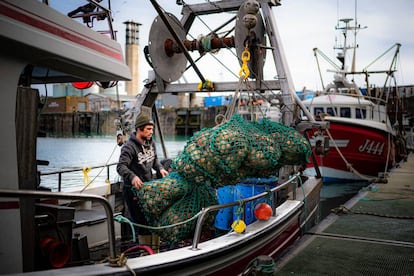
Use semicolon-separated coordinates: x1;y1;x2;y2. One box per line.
100;254;136;276
105;179;111;198
197;79;214;91
79;143;119;193
82;166;92;186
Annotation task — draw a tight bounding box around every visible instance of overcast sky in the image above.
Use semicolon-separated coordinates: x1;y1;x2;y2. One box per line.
52;0;414;93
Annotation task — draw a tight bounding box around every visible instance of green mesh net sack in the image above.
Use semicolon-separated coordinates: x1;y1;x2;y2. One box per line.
241;124;282;176
172;130;220;185
152;183;217;245
173;115;250;187
173;114;290;187
136;172;192;220
256;118;311;165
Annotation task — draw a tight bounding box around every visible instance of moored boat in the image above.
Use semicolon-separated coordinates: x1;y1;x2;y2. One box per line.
0;0;130;272
0;0;324;275
302;16;407;182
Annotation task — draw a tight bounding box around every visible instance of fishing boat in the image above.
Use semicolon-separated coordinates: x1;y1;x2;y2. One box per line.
301;16;407;182
0;0;324;275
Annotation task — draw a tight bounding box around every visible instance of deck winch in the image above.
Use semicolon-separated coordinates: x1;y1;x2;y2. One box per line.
146;0;266;83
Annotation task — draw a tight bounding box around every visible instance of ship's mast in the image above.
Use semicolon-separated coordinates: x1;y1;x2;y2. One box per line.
334;0;366;74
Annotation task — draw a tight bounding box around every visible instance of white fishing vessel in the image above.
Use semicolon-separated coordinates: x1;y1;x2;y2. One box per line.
302;16;407;182
0;1;324;275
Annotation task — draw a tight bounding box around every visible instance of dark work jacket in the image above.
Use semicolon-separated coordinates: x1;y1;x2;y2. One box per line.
116;132;164;186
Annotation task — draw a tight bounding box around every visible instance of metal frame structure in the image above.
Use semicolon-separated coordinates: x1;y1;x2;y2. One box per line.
121;0;317;162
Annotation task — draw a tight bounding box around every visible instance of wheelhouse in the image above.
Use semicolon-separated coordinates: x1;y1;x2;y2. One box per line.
302;94;374;120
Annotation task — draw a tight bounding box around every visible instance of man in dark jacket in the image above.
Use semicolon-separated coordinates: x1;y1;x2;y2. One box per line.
117;112;168;249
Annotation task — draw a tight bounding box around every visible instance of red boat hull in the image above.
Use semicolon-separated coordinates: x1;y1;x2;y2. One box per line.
210;217;301;276
305;120;395;182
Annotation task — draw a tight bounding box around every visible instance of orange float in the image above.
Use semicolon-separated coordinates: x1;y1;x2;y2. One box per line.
254;203;273;220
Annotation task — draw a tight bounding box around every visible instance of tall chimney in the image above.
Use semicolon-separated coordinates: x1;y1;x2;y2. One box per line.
124;21;141;96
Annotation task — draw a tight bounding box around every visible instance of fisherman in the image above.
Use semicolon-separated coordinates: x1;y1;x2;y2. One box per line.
117;112;169;252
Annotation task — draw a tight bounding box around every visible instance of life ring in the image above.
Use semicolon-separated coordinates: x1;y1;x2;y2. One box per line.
175;116;184;125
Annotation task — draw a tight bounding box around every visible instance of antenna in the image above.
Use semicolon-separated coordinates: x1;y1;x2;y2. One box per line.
354;0;358;27
336;0;339;24
351;0;357;72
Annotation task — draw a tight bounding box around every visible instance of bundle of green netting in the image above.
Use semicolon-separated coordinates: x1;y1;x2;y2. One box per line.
135;172;217;245
133;114;311;245
137;172;192;219
173;114;311;187
253;118;312;165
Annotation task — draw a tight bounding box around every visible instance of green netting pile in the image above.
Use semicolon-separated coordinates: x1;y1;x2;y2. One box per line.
137;172;192;219
254;118;312;165
133;114;311;245
173;114;311;187
151;183;216;244
135;172;217;245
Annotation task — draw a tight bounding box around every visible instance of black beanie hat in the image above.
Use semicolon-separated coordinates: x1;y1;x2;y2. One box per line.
135;113;154;129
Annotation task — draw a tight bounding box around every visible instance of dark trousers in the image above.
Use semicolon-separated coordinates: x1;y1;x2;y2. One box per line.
123;185;150;235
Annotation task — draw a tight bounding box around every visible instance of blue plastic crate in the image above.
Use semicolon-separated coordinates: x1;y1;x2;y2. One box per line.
233;178;277;225
214;178;277;230
214;186;235;230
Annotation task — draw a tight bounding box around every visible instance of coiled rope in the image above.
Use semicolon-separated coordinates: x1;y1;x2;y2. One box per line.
97;252;135;276
241;256;276;275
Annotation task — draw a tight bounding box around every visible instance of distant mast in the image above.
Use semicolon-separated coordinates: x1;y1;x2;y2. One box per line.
334;0;366;74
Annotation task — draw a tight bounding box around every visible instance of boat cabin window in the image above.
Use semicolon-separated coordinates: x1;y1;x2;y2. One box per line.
340;107;351;118
326;107;337;116
355;108;366;119
314;107;324;116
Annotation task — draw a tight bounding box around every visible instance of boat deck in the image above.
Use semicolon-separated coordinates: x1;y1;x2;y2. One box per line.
276;152;414;275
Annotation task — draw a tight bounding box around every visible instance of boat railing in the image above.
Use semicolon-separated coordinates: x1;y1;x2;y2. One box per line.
0;189;118;263
322;91;388;105
0;173;304;263
39;162;119;192
191;173;302;250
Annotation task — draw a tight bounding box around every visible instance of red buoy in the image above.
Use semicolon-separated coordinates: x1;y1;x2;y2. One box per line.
254;203;273;220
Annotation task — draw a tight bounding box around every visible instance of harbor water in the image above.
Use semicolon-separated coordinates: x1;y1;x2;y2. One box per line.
37;136;369;219
36;136;188;191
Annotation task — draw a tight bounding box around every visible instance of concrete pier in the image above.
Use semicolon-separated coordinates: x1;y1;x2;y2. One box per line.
275;153;414;275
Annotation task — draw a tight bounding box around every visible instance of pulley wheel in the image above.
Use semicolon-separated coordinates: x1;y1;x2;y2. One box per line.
148;13;187;82
235;2;266;79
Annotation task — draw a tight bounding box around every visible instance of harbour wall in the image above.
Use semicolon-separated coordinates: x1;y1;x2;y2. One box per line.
38;106;227;137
